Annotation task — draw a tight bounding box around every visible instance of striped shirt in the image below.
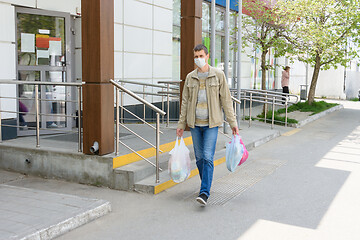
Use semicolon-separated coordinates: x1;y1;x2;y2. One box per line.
195;71;209;126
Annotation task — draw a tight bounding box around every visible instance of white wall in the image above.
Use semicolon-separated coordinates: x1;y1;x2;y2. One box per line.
114;0;173;106
0;0;35;7
37;0;80;15
345;71;360;99
312;66;346;99
0;2;16;119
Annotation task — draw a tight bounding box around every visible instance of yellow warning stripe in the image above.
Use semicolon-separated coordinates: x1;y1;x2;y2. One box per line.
282;128;302;136
112;136;193;169
154;156;226;194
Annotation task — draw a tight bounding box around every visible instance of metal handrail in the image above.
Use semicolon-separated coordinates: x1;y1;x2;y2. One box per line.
0;80;83;151
238;89;299;128
113;79;181;126
110;79;165;183
110;80;166;116
114;79;179;91
157;80;182;85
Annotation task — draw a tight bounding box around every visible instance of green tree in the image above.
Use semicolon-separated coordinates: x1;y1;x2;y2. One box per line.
276;0;360;104
234;0;288;90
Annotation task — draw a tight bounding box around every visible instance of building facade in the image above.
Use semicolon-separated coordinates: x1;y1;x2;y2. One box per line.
0;0;358;140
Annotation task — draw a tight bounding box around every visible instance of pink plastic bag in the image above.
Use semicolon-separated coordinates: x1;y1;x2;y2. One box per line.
238;137;248;166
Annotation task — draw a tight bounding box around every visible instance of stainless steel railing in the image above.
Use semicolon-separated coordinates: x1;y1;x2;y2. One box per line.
110;79;166;183
158;80;181;127
113;79;180;126
0;80;83;151
236;89;299;128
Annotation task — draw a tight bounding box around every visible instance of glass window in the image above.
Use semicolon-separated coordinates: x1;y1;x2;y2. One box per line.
45;71;67;128
215;35;224;69
215;8;225;32
202;2;210;33
17;13;66;66
18;70;40;130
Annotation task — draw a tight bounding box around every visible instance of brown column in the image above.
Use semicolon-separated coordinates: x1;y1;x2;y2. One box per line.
82;0;114;155
180;0;202;129
180;0;202;82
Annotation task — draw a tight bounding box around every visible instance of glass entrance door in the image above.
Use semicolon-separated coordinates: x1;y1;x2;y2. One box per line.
16;8;73;136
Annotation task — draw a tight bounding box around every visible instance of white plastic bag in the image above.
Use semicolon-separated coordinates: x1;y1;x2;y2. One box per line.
226;134;244;172
168;137;191;183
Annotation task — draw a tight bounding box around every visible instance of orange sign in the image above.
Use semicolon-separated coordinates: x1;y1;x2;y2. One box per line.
36;34;49;48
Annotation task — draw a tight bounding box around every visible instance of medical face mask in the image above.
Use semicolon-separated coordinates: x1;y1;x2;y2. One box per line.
194;57;206;68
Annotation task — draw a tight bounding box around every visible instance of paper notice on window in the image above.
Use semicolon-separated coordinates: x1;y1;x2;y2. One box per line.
21;33;35;53
49;39;62;56
37;49;49;59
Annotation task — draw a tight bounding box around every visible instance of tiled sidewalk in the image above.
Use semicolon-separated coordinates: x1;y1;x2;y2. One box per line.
0;185;111;240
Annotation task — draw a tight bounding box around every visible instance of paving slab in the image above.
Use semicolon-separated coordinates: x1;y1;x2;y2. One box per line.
0;185;111;240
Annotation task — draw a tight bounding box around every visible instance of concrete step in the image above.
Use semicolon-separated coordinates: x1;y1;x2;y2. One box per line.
134;148;227;194
112;148;195;191
112;130;231;192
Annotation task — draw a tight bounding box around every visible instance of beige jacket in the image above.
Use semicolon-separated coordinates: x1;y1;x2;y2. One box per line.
177;66;238;130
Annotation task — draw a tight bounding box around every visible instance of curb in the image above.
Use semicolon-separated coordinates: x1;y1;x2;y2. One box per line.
24;201;111;240
290;104;344;128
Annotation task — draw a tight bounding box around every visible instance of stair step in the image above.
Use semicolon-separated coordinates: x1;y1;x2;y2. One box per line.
112;136;193;169
112;133;229;191
134;149;227;194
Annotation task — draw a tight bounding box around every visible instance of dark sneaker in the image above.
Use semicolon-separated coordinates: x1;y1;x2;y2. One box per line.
196;193;208;206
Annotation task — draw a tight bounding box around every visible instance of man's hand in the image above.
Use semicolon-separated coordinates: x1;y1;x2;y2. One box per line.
232;126;239;136
176;128;184;137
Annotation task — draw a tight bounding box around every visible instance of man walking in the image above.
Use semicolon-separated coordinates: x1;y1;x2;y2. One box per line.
176;44;239;206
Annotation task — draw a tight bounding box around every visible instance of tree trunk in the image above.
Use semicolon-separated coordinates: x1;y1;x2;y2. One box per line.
261;50;267;90
308;54;321;105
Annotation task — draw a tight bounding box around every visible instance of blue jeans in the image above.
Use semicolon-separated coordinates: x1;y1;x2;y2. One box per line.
190;126;218;197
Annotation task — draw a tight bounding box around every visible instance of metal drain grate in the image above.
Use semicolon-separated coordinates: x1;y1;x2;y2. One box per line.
189;158;286;206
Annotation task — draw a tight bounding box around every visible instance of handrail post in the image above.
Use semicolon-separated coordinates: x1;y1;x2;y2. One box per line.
121;82;124;123
143;85;146;122
272;97;275;129
264;92;268;123
285;97;288;127
161;87;165;124
249;92;252;127
167;83;170;127
156;112;160;183
35;84;40;147
116;88;120;155
77;86;82;152
243;92;246;120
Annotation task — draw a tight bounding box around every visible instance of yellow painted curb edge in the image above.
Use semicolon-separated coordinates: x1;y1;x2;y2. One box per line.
113;136;193;169
154;156;226;195
282;128;301;137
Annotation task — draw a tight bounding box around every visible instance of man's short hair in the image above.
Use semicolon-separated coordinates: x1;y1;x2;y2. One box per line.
193;44;208;55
